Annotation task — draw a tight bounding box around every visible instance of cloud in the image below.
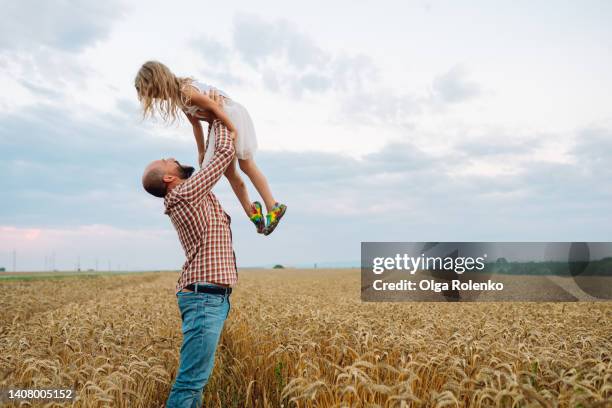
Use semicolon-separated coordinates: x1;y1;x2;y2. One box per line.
190;36;231;66
17;79;63;100
573;127;612;177
337;90;423;128
226;14;483;128
0;50;90;106
197;65;246;88
184;13;482;131
254;127;609;218
0;0;124;110
189;35;245;87
0;0;122;52
1;8;608;269
2;101;609;226
456;132;544;157
432;65;481;104
0;104;193;229
231;13;377;97
228;14;416;125
1;97;611;268
232;13;328;70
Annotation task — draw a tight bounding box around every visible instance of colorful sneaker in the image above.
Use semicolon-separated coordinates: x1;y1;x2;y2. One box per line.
263;202;287;236
249;201;265;234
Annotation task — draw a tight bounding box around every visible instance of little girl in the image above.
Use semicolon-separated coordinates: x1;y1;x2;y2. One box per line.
134;60;286;235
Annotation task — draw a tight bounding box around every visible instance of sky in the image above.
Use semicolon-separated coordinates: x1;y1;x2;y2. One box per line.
1;0;611;271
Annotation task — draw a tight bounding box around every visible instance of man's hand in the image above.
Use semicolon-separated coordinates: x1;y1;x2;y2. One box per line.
207;89;224;108
196;90;224;125
206;90;236;141
195;110;215;124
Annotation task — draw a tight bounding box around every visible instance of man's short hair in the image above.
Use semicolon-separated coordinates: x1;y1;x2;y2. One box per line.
142;167;167;198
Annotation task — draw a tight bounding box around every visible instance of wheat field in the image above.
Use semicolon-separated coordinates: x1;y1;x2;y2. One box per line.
0;269;610;407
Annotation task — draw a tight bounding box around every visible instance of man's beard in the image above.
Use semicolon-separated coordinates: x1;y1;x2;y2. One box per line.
178;164;195;179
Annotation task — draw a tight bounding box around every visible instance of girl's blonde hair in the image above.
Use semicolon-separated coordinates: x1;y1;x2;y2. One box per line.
134;60;194;123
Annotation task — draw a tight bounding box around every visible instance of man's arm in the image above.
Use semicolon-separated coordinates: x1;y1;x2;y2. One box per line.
180;120;235;203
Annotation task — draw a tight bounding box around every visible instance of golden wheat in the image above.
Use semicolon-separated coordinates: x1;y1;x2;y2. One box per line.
0;269;610;407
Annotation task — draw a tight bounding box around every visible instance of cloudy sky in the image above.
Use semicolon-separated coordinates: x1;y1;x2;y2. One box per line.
1;0;611;271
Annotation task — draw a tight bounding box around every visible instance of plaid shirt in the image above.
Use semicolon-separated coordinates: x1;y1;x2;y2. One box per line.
164;120;238;293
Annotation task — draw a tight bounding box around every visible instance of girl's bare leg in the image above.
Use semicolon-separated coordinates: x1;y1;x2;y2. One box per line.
225;157;252;217
238;158;277;212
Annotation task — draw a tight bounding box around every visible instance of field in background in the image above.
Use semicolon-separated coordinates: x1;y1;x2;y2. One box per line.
0;270;160;281
0;269;610;407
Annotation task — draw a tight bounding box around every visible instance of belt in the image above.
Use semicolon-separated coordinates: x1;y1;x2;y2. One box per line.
184;283;232;295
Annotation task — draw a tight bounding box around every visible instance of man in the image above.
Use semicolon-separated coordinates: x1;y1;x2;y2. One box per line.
141;106;237;407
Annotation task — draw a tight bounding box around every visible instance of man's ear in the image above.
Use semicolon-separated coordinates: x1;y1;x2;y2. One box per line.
163;174;177;184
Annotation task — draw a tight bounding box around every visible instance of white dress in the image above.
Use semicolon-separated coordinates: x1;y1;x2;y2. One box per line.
182;80;258;167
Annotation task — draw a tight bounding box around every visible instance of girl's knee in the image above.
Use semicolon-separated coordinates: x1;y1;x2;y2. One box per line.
225;171;239;182
224;160;238;177
225;170;244;187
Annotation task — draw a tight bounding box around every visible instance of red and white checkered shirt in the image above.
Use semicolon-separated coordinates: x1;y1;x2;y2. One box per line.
164;120;238;293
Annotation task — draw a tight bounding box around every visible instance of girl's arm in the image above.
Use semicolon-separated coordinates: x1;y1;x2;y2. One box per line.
182;86;236;133
185;112;207;167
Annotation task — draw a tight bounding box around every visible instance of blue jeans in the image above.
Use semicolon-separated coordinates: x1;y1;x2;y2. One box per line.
166;286;231;408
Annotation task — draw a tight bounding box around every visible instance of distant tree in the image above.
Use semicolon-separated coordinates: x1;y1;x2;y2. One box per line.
0;267;5;272
273;264;285;269
496;257;508;264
